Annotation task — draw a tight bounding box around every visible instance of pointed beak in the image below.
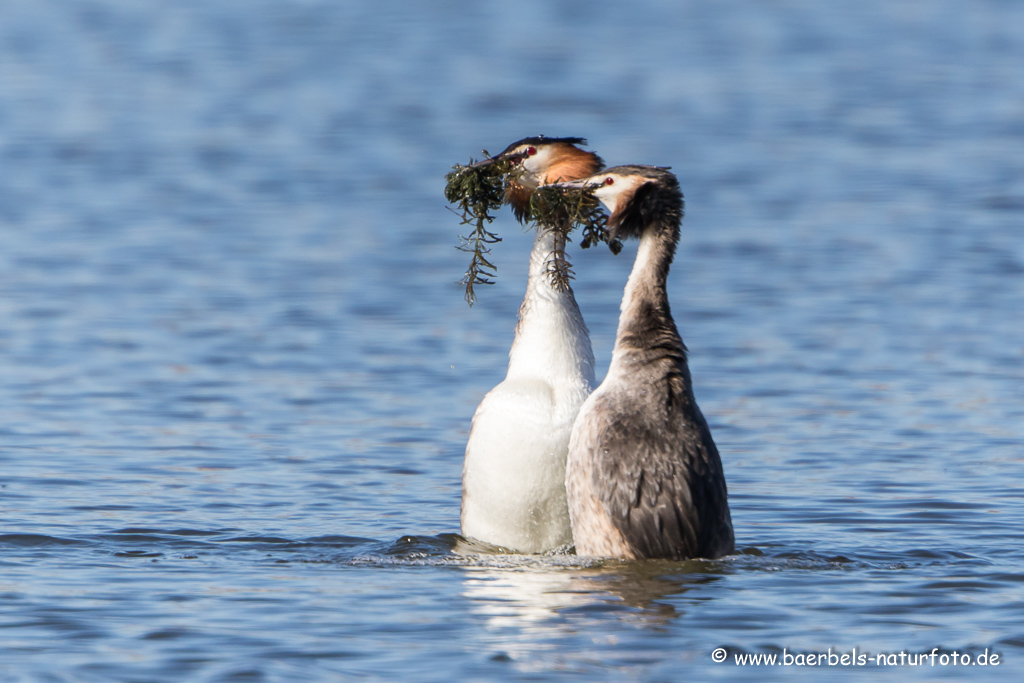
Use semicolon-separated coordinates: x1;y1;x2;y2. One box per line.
544;178;600;189
468;156;499;169
469;150;529;169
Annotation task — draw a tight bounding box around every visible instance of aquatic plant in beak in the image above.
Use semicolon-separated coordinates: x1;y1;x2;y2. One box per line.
445;152;516;306
526;183;621;292
445;151;621;305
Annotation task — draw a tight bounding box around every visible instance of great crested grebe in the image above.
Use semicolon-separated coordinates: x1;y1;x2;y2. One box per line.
461;136;604;553
555;165;734;560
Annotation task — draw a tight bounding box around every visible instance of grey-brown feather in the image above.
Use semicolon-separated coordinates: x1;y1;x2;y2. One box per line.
590;354;733;560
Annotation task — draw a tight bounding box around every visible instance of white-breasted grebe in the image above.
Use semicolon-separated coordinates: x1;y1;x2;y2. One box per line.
555;166;734;560
460;137;604;553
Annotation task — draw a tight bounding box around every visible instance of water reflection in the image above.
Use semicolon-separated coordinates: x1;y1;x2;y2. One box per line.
564;561;723;617
460;557;724;665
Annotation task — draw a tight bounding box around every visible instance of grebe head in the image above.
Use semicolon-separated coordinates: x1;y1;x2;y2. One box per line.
554;165;681;240
474;136;604;222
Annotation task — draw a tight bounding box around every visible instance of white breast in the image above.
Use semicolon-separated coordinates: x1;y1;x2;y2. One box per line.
460;228;595;553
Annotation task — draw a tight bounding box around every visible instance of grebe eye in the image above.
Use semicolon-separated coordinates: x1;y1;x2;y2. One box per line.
526;146;537;156
604;177;615;185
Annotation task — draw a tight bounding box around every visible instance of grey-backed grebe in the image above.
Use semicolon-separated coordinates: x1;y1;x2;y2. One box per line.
556;166;734;560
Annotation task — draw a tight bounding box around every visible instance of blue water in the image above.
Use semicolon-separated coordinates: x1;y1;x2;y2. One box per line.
2;1;1023;680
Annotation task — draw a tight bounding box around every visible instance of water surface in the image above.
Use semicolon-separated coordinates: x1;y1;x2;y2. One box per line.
1;1;1023;680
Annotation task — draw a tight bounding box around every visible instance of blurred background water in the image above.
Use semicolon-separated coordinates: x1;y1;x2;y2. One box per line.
1;0;1023;680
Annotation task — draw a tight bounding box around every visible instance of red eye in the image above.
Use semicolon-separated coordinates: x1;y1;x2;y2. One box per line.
604;177;615;185
526;146;537;156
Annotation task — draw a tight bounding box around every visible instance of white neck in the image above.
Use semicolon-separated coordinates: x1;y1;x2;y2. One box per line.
506;227;596;388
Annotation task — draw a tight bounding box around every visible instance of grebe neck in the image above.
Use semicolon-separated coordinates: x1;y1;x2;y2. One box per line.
506;226;595;387
611;220;686;369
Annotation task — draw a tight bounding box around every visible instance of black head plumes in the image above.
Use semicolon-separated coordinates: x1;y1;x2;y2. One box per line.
497;135;589;158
